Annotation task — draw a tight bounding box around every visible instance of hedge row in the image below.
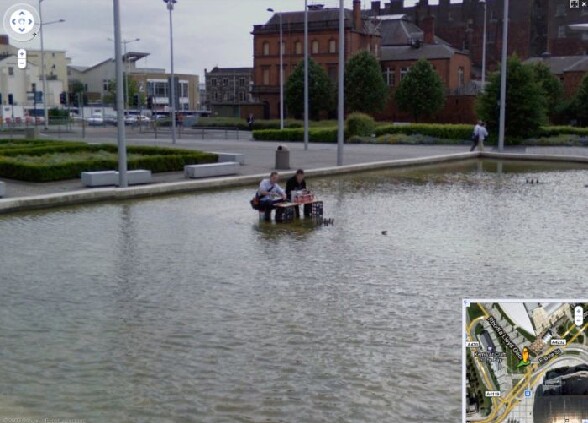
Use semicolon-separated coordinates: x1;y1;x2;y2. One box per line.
0;141;217;182
537;126;588;137
252;128;343;143
374;124;473;140
193;118;304;131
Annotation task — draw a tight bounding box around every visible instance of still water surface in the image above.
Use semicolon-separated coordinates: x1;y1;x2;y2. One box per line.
1;160;587;422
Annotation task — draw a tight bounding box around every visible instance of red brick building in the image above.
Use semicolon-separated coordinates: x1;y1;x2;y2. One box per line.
526;55;588;98
251;0;380;119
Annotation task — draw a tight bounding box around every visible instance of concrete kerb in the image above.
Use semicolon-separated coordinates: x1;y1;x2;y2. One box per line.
1;150;587;214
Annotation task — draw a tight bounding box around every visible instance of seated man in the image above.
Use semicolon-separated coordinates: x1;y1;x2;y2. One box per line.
286;169;312;217
258;171;286;221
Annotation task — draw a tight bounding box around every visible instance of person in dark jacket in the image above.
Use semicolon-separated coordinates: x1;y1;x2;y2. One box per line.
286;169;311;217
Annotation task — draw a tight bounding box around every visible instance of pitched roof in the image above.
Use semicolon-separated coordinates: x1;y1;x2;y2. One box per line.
207;67;252;75
525;56;588;75
381;43;462;61
379;17;423;46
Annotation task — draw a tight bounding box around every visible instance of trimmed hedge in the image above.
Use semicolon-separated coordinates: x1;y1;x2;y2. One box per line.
0;141;217;182
375;124;473;140
346;113;376;137
253;128;342;143
537;126;588;137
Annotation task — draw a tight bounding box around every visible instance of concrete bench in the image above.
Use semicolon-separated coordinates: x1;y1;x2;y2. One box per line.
81;170;152;187
185;162;240;178
0;181;5;198
115;170;152;186
81;171;118;187
213;152;245;166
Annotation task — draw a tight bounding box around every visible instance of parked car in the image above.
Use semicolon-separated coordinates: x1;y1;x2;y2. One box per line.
86;114;104;126
124;115;137;125
137;115;151;124
103;114;118;126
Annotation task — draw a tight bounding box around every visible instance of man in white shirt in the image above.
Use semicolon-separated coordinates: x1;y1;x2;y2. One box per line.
470;120;482;152
477;122;488;151
258;171;287;221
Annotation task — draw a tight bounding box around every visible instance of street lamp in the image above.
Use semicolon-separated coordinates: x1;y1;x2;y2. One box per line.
480;0;487;90
337;0;344;166
164;0;177;144
108;37;140;116
112;0;128;188
267;8;284;130
498;0;509;151
38;0;65;129
304;0;309;150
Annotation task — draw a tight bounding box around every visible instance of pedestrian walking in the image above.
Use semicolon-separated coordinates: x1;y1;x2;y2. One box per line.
247;114;255;131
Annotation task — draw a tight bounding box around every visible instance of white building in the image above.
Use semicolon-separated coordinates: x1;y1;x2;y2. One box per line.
0;55;40;107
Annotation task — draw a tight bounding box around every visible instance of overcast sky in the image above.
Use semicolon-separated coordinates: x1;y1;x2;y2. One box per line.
2;0;424;77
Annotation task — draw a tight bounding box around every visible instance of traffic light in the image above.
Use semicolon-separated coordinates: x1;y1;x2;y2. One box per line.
8;94;13;105
60;92;67;105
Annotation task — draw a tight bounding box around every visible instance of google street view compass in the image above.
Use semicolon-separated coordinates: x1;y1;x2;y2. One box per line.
3;3;41;42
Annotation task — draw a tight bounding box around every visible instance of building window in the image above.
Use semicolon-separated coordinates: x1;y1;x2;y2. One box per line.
374;43;379;56
223;78;228;86
312;40;319;54
239;77;245;87
214;92;219;101
103;79;110;91
295;41;302;55
400;67;410;80
329;39;336;53
239;91;246;102
180;82;189;98
384;67;395;87
458;67;465;87
147;81;169;97
262;67;270;85
263;41;270;56
558;25;566;38
8;67;14;76
211;78;217;87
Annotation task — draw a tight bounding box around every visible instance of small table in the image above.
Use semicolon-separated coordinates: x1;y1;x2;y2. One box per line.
274;200;323;222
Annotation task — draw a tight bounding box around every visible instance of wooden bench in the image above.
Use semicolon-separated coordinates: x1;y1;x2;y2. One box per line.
81;170;152;187
184;162;240;178
0;181;5;198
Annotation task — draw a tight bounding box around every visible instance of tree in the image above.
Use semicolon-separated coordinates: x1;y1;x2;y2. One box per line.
575;73;588;127
531;62;563;121
345;51;388;114
395;59;445;122
476;56;547;138
104;78;144;109
285;58;334;120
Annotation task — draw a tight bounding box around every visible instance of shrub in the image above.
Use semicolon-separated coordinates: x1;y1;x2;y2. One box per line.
537;126;588;137
0;141;217;182
252;128;341;143
374;123;473;140
346;113;376;137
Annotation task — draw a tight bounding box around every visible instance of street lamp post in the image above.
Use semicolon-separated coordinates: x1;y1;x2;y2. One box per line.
164;0;177;144
498;0;509;151
38;0;65;130
304;0;309;150
481;0;487;90
113;0;128;188
267;8;284;130
337;0;344;166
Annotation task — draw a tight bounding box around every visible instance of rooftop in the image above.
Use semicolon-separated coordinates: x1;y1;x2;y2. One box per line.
525;55;588;75
381;43;462;61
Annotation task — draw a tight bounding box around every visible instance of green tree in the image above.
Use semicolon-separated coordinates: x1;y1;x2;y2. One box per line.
285;58;334;120
104;78;145;109
395;59;445;122
575;73;588;126
476;56;548;138
345;51;388;114
531;62;564;121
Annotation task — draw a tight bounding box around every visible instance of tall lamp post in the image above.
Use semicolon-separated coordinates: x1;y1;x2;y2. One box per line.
108;37;140;116
38;0;65;129
498;0;509;151
337;0;344;166
267;8;284;130
481;0;487;90
164;0;177;144
113;0;128;188
304;0;309;150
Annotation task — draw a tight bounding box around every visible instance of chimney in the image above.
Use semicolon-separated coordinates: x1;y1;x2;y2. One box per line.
421;15;435;44
371;1;382;15
353;0;362;30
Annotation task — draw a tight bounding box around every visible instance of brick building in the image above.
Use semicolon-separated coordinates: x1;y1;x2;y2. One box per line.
526;55;588;98
251;0;380;119
370;0;587;73
204;67;255;117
